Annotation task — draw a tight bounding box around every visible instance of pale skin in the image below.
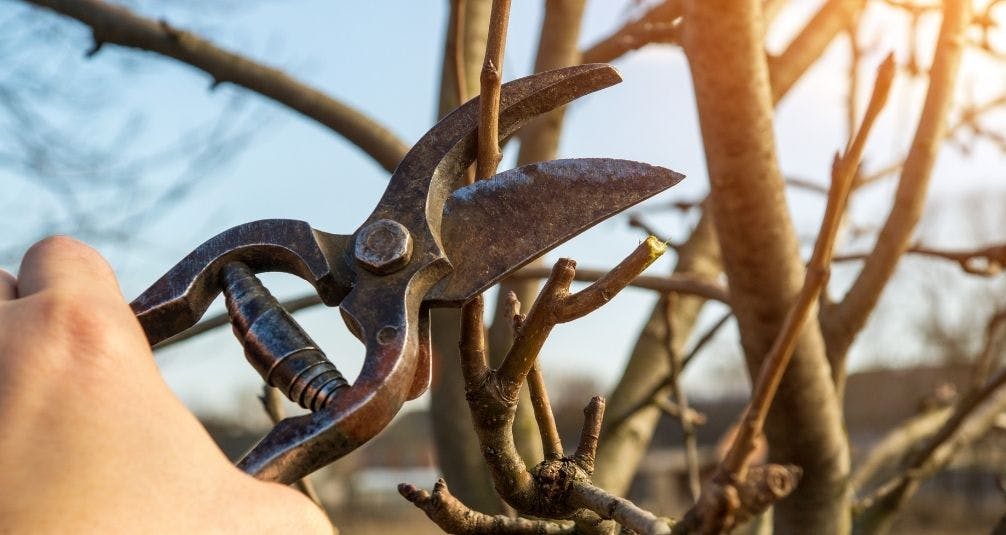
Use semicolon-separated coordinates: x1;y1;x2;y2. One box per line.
0;236;333;534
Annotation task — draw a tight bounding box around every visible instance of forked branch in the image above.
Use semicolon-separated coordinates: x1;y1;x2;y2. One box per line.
403;238;673;533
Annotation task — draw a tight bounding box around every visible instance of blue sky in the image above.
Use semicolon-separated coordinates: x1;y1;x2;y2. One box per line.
3;1;1005;423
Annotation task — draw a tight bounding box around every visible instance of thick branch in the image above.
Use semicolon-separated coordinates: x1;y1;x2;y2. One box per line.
26;0;409;172
769;0;868;103
683;0;850;530
581;1;683;64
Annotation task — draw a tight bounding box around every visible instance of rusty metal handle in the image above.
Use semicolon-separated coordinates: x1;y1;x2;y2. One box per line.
221;262;349;411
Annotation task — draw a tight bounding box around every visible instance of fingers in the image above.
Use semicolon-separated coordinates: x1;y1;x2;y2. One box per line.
0;269;15;301
17;236;120;299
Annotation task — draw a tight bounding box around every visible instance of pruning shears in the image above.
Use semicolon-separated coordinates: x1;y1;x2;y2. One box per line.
130;64;684;484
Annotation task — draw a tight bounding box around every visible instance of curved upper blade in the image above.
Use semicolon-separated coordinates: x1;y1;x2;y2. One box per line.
366;64;622;240
425;158;684;305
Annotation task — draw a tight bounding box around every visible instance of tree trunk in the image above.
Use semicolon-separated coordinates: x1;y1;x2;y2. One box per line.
683;2;850;533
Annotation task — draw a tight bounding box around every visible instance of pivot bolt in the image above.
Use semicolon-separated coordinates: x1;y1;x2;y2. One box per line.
354;219;413;274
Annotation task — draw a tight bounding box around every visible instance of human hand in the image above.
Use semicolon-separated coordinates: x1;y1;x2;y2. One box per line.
0;237;332;534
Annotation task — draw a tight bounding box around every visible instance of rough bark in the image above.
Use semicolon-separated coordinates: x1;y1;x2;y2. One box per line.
683;2;850;533
429;0;500;514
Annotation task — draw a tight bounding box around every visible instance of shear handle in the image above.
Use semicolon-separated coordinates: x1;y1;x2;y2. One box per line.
236;264;439;483
222;262;349;411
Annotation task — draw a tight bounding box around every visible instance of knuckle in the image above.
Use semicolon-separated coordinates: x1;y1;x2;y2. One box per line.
28;291;118;359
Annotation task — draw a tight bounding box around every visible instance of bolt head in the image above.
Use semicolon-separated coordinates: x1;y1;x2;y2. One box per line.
354;219;413;274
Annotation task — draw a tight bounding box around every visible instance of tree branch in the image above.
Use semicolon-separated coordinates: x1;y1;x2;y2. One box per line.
399;479;575;534
581;1;683;64
25;0;410;173
485;0;589;468
475;0;511;181
769;0;868;103
832;242;1006;276
497;238;667;388
853;365;1006;534
663;294;701;502
824;0;974;372
440;243;671;530
511;267;728;304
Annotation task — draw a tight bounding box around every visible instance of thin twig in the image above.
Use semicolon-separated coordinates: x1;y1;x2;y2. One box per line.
26;0;409;172
824;0;973;362
476;0;511;181
527;365;563;461
663;294;701;502
507;293;563;461
512;266;728;304
451;0;469;105
497;237;668;389
832;242;1006;276
680;311;733;369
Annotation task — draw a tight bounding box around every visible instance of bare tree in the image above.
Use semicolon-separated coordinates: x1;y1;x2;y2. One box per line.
9;0;1006;533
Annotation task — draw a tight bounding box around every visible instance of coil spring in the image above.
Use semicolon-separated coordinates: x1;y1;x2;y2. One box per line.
221;262;348;411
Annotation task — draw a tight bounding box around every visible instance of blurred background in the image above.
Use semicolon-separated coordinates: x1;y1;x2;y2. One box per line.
1;1;1004;532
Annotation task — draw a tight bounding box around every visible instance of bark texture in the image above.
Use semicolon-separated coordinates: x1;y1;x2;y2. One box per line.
683;2;850;533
